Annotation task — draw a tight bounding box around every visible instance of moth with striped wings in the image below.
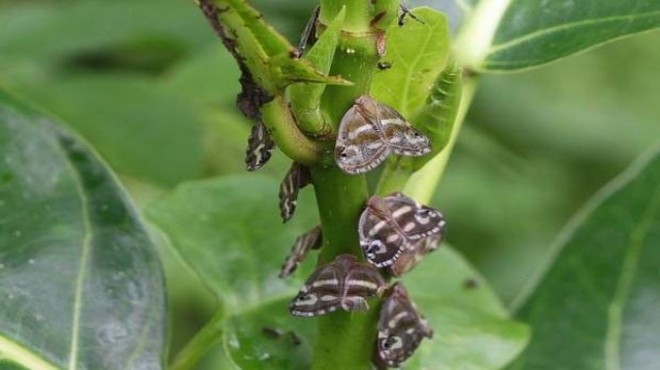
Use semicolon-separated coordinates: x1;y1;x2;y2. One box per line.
245;123;274;171
278;162;312;222
279;225;322;278
374;282;433;368
289;254;385;317
359;192;445;268
335;95;431;175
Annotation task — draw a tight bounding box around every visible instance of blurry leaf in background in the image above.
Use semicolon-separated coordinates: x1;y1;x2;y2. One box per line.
147;176;319;368
0;93;165;369
482;0;660;71
10;75;206;187
0;0;262;187
0;0;214;71
436;31;660;303
509;146;660;370
403;248;529;369
455;0;660;71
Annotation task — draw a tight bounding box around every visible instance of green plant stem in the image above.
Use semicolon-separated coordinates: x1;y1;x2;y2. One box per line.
403;75;478;204
310;3;381;367
374;157;413;196
310;166;376;370
260;96;324;165
169;310;225;370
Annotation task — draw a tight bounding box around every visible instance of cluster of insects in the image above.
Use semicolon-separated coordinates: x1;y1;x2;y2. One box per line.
253;93;446;367
238;4;443;368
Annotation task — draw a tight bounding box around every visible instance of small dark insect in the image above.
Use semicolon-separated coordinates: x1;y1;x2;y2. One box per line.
377;62;392;70
262;327;282;338
463;278;479;290
398;5;425;27
296;6;320;57
262;327;302;346
287;331;302;346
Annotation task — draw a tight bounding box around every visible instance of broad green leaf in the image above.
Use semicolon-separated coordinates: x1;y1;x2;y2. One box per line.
402;247;529;369
9;75;205;187
0;0;213;73
223;299;316;370
371;7;450;117
456;0;660;71
0;92;166;369
509;147;660;369
147;176;319;368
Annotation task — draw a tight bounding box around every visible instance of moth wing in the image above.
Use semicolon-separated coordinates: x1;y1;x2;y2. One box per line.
377;103;431;157
278;162;312;222
245;123;275;171
383;193;446;241
335;97;390;174
390;233;442;277
359;206;407;267
279;225;322;278
377;283;433;366
289;260;343;317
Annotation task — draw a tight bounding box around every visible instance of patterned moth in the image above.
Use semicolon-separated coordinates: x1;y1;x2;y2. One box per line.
389;232;442;277
374;282;433;368
279;225;322;278
278;162;312;222
289;254;385;317
335;95;431;175
359;192;445;268
245;123;275;171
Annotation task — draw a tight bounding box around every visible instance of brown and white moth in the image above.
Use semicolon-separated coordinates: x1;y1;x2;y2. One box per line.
279;225;323;278
374;282;433;368
289;254;385;317
358;192;445;268
245;123;275;171
278;162;312;222
335;95;431;175
389;232;442;277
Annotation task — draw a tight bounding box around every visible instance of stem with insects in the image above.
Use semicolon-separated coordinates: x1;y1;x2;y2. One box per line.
310;4;383;368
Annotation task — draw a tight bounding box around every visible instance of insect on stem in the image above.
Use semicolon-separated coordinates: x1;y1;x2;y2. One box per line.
398;5;425;27
296;5;320;58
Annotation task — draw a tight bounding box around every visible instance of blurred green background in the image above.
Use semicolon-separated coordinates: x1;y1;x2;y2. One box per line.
1;0;659;367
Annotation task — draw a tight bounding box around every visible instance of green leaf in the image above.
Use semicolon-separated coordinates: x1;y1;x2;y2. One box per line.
9;75;205;187
223;299;316;370
147;175;319;367
457;0;660;71
402;247;530;369
371;7;450;117
0;0;214;72
509;147;660;369
0;92;166;369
